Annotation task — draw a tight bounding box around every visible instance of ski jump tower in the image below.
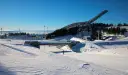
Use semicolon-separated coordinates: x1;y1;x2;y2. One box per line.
64;10;108;29
86;10;108;38
87;10;108;24
64;10;108;39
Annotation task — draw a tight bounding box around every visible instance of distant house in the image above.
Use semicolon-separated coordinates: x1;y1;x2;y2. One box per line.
119;26;128;31
107;26;118;28
107;26;128;31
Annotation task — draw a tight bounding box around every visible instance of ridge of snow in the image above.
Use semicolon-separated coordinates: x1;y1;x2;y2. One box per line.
70;37;86;43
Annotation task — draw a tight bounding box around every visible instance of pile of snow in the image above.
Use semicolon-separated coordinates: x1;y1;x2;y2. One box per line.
70;37;86;43
94;40;128;49
71;41;102;53
94;40;104;42
61;45;71;51
84;42;102;51
72;43;85;52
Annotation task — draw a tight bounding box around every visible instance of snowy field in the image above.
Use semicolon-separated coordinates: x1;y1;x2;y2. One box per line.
0;39;128;75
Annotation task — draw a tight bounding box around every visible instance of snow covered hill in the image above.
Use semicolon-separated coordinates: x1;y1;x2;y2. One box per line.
0;39;128;75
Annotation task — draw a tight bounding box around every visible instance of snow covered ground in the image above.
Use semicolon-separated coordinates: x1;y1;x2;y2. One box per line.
0;39;128;75
64;49;128;72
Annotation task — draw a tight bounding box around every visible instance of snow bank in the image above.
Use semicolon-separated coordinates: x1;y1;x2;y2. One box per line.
61;45;71;51
71;41;102;53
84;42;102;51
72;43;85;52
70;37;86;43
94;40;128;49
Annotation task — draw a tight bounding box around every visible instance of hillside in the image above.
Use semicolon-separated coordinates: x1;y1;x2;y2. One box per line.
46;22;112;39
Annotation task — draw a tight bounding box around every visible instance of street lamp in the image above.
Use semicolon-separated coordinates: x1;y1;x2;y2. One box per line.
1;28;2;35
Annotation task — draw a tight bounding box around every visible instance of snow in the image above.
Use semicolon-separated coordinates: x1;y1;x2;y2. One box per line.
59;40;128;73
64;51;128;73
0;39;128;75
70;37;86;43
60;45;71;51
72;43;85;52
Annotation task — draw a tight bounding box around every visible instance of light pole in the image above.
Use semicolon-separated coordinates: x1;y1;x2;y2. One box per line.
47;27;48;34
19;28;21;33
1;28;2;35
44;25;45;39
